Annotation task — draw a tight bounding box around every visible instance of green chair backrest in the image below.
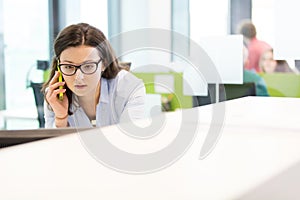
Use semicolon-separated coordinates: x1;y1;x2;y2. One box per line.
223;82;256;100
133;72;193;110
260;73;300;97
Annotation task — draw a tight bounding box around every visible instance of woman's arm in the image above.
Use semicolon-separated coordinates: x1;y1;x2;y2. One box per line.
123;81;146;120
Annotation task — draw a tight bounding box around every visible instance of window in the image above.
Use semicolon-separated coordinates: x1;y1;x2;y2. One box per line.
3;0;49;110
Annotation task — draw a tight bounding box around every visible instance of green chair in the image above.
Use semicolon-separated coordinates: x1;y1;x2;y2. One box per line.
193;83;256;107
260;73;300;97
133;72;193;110
223;82;256;100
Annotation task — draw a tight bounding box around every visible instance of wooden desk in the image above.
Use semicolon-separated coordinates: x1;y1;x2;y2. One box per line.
0;128;91;148
0;97;300;199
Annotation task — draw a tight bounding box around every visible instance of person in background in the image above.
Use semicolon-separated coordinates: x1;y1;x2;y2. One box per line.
243;46;269;96
238;20;272;73
42;23;146;128
259;49;294;73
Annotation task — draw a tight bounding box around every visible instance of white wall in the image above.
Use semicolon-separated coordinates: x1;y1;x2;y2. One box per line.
190;0;229;39
189;0;243;85
273;0;300;59
252;0;275;47
120;0;172;72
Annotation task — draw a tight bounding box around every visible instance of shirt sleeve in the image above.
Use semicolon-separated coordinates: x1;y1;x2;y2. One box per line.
44;101;56;128
256;78;269;96
119;80;146;123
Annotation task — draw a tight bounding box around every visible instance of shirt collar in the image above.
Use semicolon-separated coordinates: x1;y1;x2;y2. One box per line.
99;78;109;103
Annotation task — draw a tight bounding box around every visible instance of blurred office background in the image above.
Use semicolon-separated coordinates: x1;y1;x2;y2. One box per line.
0;0;294;129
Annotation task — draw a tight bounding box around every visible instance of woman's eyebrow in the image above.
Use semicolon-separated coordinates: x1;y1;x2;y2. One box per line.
60;59;97;64
60;60;75;63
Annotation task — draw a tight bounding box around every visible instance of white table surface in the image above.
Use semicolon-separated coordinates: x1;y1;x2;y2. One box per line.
0;96;300;200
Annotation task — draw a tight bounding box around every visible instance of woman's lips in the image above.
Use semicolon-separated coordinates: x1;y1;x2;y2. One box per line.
74;84;87;89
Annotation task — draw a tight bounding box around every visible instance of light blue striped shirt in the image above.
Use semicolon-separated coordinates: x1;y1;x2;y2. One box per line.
44;70;146;128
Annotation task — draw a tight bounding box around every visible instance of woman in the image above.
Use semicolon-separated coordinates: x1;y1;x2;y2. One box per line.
43;23;145;128
259;49;277;73
259;49;294;73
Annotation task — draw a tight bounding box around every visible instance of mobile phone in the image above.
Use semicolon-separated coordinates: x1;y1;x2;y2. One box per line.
56;60;64;101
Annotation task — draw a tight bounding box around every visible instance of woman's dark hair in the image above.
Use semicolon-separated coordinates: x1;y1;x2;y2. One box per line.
42;23;120;115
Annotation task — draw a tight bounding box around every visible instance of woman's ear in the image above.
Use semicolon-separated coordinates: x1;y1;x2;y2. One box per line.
101;66;106;72
101;59;106;72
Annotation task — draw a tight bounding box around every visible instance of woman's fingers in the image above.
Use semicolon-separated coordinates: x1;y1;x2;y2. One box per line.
49;71;60;85
47;71;65;97
46;81;65;97
46;79;66;103
49;81;65;91
47;88;65;100
51;88;66;96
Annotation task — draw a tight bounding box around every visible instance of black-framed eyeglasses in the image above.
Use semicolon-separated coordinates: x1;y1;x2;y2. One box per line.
58;59;102;76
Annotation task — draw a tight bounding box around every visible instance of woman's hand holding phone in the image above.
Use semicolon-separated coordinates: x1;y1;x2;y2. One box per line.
57;61;64;101
45;71;68;120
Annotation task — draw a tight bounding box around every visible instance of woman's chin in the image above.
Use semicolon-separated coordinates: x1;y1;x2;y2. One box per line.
72;89;88;97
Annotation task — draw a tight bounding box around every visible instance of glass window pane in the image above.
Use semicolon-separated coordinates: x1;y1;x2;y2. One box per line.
64;0;108;36
3;0;49;110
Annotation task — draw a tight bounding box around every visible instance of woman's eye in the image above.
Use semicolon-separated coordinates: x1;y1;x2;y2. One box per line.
83;64;94;69
62;65;74;70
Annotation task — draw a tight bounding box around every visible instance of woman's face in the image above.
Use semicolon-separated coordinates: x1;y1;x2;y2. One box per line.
260;50;277;73
59;45;102;97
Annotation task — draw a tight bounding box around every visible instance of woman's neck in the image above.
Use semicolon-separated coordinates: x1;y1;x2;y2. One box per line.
78;81;101;120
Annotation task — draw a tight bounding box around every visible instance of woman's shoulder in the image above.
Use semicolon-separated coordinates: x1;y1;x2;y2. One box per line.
115;70;143;84
111;70;144;94
116;69;129;78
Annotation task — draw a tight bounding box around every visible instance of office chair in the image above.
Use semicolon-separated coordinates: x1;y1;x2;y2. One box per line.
30;81;45;128
193;82;256;107
223;82;256;100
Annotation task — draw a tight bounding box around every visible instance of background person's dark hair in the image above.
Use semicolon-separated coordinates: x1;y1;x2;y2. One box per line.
275;60;294;73
42;23;121;115
237;20;257;39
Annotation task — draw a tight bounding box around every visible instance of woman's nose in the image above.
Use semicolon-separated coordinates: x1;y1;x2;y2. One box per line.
75;69;84;80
